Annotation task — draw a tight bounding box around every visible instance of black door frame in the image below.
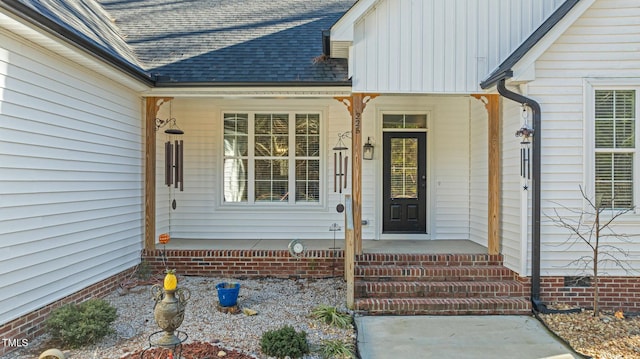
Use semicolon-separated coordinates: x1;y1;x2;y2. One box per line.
382;131;427;233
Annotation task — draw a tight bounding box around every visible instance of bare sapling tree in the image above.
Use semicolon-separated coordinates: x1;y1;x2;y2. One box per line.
547;186;636;316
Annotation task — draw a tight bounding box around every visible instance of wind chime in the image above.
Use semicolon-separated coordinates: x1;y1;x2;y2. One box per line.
156;101;185;209
333;131;350;212
515;105;534;190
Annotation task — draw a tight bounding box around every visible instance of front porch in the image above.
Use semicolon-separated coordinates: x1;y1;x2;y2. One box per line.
160;238;487;253
141;92;519;314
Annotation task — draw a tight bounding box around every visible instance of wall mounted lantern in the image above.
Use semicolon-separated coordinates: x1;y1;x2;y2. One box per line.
363;137;374;160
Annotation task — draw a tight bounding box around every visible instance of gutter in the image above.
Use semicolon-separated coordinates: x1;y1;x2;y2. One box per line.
0;1;154;86
154;80;353;88
494;76;544;312
491;75;580;315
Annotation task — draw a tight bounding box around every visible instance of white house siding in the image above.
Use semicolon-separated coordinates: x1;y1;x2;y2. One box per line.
429;96;472;239
350;0;564;94
366;95;473;240
165;95;474;241
522;0;640;276
162;97;351;241
0;30;143;324
469;97;488;247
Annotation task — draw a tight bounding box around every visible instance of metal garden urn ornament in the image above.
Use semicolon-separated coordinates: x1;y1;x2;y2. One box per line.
151;271;191;347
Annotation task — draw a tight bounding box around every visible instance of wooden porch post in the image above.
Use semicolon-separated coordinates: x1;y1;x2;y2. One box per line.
335;93;377;254
471;94;501;255
144;97;173;250
344;195;355;309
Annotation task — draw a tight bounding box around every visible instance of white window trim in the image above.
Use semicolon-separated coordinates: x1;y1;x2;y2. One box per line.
219;109;325;208
584;79;640;215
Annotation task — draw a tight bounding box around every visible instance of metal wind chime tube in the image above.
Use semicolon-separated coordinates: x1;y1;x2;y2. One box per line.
165;141;172;186
157;101;185;192
521;145;530;180
173;139;184;191
164;139;184;191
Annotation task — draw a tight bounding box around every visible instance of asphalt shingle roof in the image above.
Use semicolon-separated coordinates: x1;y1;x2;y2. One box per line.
98;0;354;84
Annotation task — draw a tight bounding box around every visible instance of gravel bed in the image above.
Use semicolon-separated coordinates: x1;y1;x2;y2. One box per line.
539;309;640;359
8;275;639;359
2;276;355;359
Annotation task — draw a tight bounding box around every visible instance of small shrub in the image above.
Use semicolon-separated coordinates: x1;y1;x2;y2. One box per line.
136;260;152;280
311;304;352;329
46;299;117;348
260;325;309;358
319;339;355;359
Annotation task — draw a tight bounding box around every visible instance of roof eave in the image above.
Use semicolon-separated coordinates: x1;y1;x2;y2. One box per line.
479;0;582;90
154;80;353;88
479;70;513;90
0;1;155;86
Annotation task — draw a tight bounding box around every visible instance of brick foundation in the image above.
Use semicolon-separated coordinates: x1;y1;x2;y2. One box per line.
538;276;640;312
142;249;344;279
514;275;640;312
0;267;136;356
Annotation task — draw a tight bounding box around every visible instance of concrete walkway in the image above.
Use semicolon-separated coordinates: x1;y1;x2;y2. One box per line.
355;315;580;359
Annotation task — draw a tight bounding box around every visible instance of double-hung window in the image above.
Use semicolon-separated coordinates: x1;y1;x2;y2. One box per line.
223;112;320;205
594;89;636;209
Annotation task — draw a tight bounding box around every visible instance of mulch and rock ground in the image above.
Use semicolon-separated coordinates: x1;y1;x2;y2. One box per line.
122;342;254;359
539;309;640;359
4;274;640;359
3;276;354;359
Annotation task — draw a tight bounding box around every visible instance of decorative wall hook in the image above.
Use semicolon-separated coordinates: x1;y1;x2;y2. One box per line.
516;105;533;182
155;101;184;135
156;117;184;134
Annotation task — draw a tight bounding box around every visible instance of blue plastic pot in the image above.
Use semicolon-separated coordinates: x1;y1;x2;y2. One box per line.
216;282;240;307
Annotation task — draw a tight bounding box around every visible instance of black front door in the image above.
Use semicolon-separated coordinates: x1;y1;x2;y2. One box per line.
383;132;427;233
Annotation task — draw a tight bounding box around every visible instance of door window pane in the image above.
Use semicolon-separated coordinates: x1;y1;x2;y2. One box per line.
383;114;427;129
390;138;418;199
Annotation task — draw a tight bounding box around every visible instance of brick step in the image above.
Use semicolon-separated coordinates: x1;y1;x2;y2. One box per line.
355;280;525;299
355;253;503;267
355;265;515;281
354;297;531;315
